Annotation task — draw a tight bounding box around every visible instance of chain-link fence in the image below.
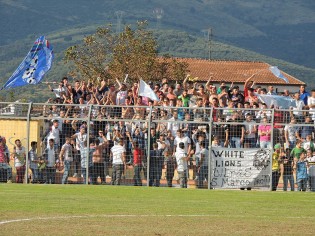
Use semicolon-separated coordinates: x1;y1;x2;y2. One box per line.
1;103;315;191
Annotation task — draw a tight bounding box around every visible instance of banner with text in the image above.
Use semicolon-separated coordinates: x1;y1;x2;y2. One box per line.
210;148;271;189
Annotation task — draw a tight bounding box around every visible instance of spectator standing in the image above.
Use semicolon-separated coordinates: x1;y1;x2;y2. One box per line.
175;142;190;188
281;148;295;191
164;149;176;187
296;151;308;191
307;89;315;120
29;141;39;183
0;138;12;183
243;114;257;148
110;139;126;185
225;112;245;148
196;141;209;189
43;139;58;184
258;117;272;149
149;143;164;187
41;119;61;149
91;138;108;185
271;144;282;191
59;137;74;184
284;117;298;149
131;141;143;186
299;85;310;106
11;139;26;183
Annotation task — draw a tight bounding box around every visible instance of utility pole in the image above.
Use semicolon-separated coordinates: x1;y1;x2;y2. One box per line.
153;8;164;29
202;28;212;60
115;11;125;33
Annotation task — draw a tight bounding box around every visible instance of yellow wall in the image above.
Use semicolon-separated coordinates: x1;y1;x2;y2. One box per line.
0;119;44;152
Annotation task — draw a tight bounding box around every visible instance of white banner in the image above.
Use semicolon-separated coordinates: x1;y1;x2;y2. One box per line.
210;148;271;189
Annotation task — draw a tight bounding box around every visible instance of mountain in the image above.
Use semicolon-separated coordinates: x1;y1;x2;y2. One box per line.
0;0;315;102
1;0;315;68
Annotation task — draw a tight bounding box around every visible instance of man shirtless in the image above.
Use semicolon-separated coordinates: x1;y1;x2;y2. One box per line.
91;135;108;185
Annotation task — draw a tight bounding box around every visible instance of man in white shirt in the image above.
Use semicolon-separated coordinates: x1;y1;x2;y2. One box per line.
43;139;58;184
110;139;126;185
48;82;66;98
174;129;191;156
292;92;305;122
196;141;209;189
307;89;315;121
175;142;190;188
167;111;181;137
41;120;61;149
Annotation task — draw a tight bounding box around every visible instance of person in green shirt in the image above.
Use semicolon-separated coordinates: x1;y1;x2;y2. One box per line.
290;140;306;163
178;90;190;107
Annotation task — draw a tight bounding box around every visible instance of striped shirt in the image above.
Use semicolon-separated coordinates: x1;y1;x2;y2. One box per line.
111;144;125;165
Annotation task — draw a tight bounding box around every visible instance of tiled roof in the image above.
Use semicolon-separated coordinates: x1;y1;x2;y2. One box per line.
173;58;305;85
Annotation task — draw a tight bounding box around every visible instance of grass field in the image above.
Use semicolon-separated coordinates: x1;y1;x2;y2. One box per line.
0;184;314;235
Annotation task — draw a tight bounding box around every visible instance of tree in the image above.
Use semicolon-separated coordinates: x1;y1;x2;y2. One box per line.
64;21;188;84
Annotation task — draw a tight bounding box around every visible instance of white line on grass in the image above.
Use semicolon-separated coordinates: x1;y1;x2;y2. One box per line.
0;214;314;225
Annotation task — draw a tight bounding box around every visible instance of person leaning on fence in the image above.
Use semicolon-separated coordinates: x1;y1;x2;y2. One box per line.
110;139;126;185
281;148;295;191
175;142;190;188
11;139;26;184
43;139;58;184
41;119;61;150
59;137;74;184
296;151;309;191
271;144;283;191
131;141;143;186
196;141;209;189
29;141;40;184
91;138;108;185
0;138;12;183
149;143;164;187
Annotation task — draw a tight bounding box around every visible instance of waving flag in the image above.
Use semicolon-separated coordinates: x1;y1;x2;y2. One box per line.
257;94;295;109
1;36;54;90
139;79;160;101
269;66;289;83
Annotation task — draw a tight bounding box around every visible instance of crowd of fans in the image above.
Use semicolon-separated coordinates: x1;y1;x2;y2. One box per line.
0;74;315;191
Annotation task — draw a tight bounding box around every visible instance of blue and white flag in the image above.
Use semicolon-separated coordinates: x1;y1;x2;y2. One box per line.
1;36;54;90
269;66;289;83
139;79;160;101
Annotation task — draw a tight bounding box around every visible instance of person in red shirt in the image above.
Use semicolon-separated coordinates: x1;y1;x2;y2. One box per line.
132;141;143;186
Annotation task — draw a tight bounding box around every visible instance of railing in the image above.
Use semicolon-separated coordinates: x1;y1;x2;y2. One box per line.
0;102;314;191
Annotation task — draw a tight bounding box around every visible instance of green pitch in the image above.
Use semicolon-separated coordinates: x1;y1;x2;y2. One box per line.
0;184;314;235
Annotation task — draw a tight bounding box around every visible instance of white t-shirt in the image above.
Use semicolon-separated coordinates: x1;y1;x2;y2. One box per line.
284;125;298;142
74;133;87;150
53;87;66;98
175;148;187;172
174;136;191;153
308;96;315;119
111;145;125;164
243;120;256;139
200;148;209;167
14;146;26;167
116;91;127;105
61;143;73;162
47;125;60;147
46;147;56;167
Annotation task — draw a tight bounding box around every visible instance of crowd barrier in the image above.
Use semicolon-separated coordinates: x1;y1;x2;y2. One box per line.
1;102;314;190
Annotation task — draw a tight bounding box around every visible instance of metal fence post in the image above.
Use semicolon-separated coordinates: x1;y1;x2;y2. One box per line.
146;107;152;187
86;105;92;185
269;109;275;191
25;102;33;184
207;107;213;190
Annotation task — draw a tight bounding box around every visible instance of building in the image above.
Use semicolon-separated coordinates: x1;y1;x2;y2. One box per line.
175;58;305;93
